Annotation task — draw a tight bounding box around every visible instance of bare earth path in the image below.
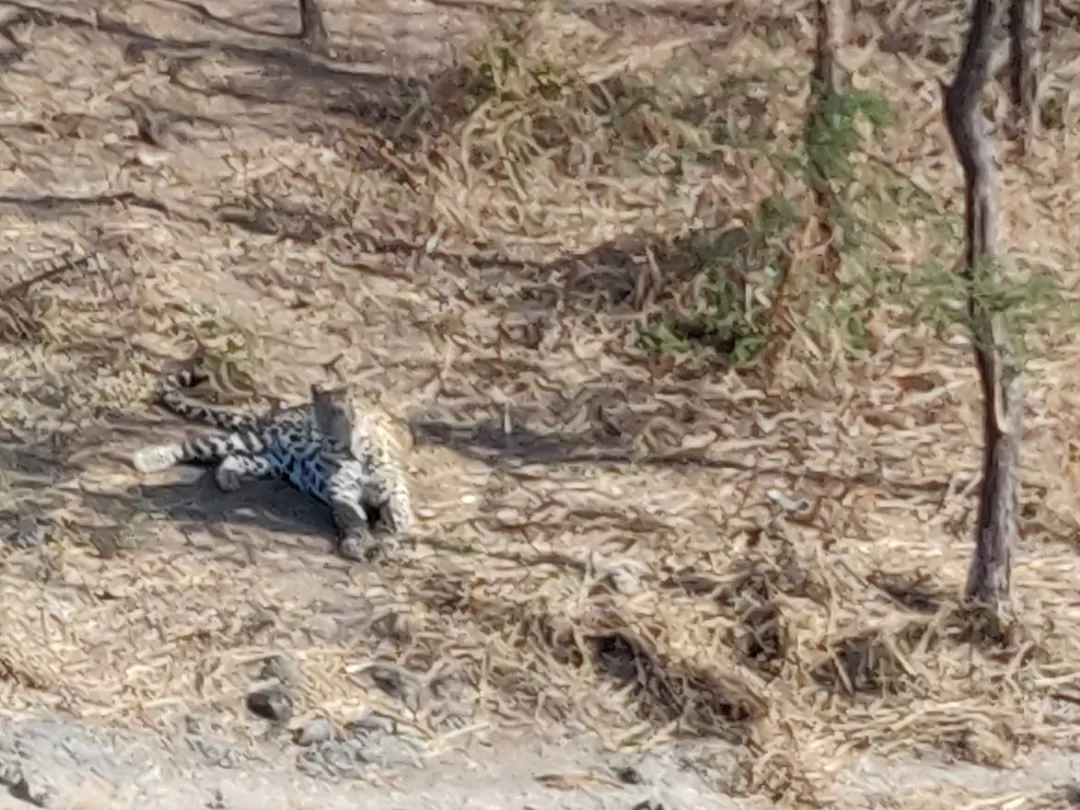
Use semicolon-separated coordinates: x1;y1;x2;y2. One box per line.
0;714;1078;810
3;0;1080;808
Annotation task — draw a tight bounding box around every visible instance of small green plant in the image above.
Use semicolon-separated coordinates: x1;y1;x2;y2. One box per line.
793;86;904;356
803;85;893;194
639;273;769;364
637;76;908;367
638;196;800;365
464;13;572;108
908;257;1070;369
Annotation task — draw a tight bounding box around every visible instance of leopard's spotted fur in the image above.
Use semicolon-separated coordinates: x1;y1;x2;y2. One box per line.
131;366;413;562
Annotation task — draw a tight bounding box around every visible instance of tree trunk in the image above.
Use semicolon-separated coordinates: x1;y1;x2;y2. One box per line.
814;0;846;92
811;0;848;280
941;0;1023;618
1007;0;1041;150
299;0;329;54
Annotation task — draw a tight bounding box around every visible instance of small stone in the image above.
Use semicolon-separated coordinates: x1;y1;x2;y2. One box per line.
367;663;422;708
347;711;397;735
89;525;125;558
293;717;335;747
184;713;211;736
304;614;339;641
246;684;294;724
8;516;46;548
1;771;48;808
243;610;277;640
260;654;296;686
429;672;464;702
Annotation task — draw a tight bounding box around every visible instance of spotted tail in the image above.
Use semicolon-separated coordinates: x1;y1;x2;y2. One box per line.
131;427;280;473
155;366;264;433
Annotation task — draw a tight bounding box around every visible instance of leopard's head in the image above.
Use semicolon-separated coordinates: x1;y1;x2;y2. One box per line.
311;382;414;458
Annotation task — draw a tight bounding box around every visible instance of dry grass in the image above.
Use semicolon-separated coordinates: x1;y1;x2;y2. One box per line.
3;0;1080;806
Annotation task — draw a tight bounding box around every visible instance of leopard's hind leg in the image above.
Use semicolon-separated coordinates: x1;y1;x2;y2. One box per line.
368;479;412;539
214;454;276;492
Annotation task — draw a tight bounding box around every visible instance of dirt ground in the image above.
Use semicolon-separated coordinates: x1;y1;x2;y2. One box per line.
4;0;1080;807
0;714;1078;810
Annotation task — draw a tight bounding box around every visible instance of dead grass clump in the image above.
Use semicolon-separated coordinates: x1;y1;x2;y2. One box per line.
733;601;785;677
587;623;767;741
393;6;802;256
9;1;1080;807
400;558;770;743
712;540;827;678
809;620;929;697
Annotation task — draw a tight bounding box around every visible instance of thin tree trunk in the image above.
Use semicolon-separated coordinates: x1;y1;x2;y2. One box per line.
1007;0;1041;151
299;0;329;54
811;0;848;280
762;0;847;372
941;0;1023;618
814;0;845;92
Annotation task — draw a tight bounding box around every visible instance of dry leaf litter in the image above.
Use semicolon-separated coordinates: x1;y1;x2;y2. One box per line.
1;0;1079;806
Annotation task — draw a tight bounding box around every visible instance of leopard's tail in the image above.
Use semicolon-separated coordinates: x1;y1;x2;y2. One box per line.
132;430;274;472
155;365;262;433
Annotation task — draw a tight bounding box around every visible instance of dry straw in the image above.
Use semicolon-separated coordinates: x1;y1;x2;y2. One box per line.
1;0;1079;807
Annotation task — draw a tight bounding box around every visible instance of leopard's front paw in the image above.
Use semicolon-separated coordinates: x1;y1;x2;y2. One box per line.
338;533;401;564
214;463;242;492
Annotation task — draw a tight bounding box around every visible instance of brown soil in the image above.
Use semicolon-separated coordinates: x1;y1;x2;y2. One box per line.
2;0;1080;807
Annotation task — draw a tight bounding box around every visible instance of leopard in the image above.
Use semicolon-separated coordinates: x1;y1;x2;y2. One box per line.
130;365;414;562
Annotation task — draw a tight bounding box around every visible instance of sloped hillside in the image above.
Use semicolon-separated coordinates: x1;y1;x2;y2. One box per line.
1;1;1079;807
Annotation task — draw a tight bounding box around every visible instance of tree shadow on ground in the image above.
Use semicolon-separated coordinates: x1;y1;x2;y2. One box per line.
229;213;786;362
0;193;200;224
0;442;82;548
409;412;959;500
868;570;949;616
152;0;305;40
374;222;952;502
0;405;349;562
7;2;477;146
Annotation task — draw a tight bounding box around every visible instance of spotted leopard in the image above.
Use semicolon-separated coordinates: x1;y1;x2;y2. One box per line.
131;366;413;562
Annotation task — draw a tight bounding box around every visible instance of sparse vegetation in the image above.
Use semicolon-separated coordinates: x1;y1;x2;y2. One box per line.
638;195;797;364
3;2;1080;809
